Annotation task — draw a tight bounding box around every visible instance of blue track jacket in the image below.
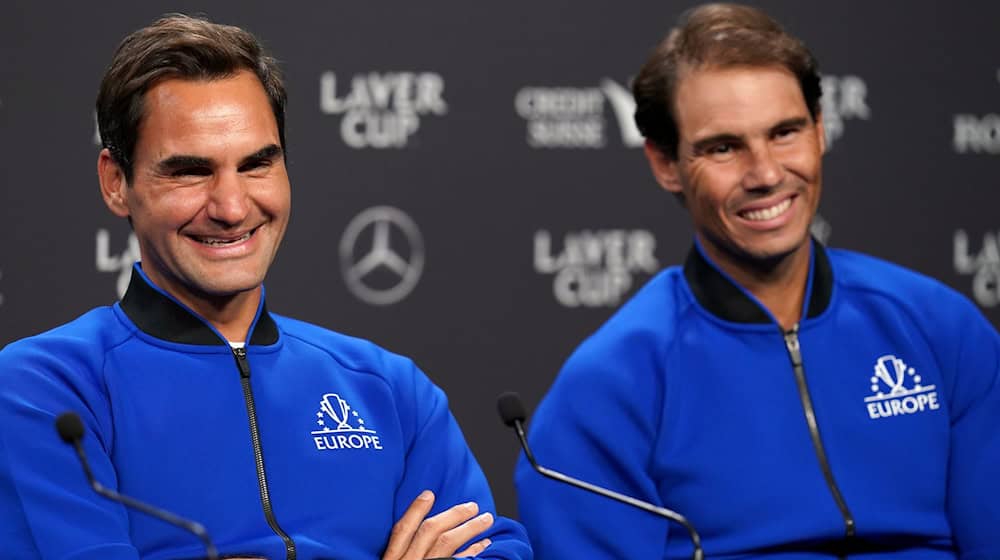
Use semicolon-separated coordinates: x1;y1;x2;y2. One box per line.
0;265;531;560
516;241;1000;559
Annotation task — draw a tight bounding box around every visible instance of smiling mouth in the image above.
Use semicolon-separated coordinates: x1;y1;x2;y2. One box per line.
739;198;793;222
191;227;257;246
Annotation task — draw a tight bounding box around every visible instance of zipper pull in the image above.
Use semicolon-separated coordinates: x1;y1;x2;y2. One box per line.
232;346;251;378
783;324;803;367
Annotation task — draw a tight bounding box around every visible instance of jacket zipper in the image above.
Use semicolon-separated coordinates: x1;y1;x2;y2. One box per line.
782;325;856;542
233;347;297;560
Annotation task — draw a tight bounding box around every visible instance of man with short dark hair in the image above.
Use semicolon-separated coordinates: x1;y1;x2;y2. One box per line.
516;4;1000;558
0;15;530;560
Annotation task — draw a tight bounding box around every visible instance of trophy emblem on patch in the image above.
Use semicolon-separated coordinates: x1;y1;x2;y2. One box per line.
320;393;352;430
873;355;907;395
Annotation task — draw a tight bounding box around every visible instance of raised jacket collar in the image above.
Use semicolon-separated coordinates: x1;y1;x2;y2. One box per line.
682;239;833;324
119;264;279;346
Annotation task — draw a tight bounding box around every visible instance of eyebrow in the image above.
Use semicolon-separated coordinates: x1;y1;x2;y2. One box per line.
154;155;213;175
239;144;283;167
153;144;283;175
770;117;811;133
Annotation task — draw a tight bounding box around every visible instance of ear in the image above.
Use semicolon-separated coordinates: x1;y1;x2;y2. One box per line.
98;148;130;218
643;140;684;195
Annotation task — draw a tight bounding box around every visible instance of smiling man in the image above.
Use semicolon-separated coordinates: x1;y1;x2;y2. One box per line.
516;4;1000;558
0;14;530;560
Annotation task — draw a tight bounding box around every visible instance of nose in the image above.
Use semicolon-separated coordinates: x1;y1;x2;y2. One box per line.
742;143;784;190
206;171;250;226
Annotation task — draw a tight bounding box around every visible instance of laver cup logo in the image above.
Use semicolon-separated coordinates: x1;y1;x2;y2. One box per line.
865;355;939;420
96;229;140;298
93;111;102;146
320;71;447;148
534;229;658;307
954;229;1000;307
311;393;383;451
819;75;870;150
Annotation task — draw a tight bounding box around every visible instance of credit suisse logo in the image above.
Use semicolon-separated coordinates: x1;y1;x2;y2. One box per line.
514;78;641;149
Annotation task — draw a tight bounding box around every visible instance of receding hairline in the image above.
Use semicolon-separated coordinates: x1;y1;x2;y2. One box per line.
672;61;819;116
130;71;284;163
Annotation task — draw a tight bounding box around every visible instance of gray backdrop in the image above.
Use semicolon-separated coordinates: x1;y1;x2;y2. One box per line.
1;2;999;517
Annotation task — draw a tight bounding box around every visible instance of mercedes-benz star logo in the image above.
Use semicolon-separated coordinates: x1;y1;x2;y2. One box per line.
339;206;424;305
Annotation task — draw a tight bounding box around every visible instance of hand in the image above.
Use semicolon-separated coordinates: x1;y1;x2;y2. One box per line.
382;490;494;559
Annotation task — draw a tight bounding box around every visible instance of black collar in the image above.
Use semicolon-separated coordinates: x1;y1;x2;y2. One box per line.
119;265;279;346
682;240;833;324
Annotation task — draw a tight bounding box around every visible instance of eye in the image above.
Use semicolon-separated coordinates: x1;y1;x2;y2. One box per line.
773;126;801;142
172;167;211;177
239;158;272;173
702;142;739;161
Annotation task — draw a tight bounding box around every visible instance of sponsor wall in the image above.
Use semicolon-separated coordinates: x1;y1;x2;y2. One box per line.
1;1;998;517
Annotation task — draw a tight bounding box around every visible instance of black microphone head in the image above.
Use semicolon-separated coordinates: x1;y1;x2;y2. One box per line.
55;412;85;444
497;392;527;427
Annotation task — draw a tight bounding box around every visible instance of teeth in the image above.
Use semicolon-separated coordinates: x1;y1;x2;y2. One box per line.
195;231;253;246
742;198;791;221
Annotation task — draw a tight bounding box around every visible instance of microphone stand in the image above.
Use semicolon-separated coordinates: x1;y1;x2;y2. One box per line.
502;394;703;560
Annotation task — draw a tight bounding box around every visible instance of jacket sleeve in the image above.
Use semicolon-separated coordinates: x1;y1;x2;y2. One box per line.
0;338;140;560
392;361;532;560
515;333;676;559
945;302;1000;559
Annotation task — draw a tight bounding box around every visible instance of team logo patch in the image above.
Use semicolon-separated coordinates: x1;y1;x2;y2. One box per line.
864;355;940;420
311;393;383;451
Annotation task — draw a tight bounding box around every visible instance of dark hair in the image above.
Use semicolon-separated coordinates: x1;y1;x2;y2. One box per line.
633;3;822;160
96;14;287;182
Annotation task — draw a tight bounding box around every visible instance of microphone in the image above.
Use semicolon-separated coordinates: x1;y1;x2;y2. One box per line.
498;392;704;560
55;412;220;560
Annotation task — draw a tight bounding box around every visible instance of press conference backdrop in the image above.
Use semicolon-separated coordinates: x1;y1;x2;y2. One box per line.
1;1;998;517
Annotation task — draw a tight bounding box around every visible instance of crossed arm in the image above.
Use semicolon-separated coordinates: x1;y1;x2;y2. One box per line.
383;490;495;559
